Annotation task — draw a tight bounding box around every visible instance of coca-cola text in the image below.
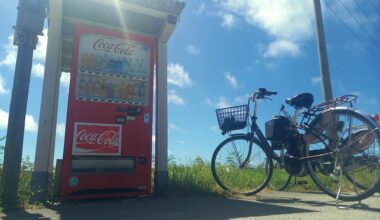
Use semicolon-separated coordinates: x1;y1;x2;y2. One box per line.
93;39;135;56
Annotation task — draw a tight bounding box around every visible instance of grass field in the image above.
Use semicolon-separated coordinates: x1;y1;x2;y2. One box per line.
0;137;323;209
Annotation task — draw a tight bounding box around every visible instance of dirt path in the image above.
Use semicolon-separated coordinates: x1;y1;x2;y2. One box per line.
1;192;380;219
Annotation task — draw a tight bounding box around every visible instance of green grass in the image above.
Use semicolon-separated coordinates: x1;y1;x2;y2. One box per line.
0;138;330;210
167;156;224;196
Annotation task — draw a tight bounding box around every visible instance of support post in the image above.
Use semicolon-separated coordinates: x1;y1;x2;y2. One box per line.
154;16;177;195
313;0;333;101
2;34;35;208
31;0;63;202
2;0;46;208
155;41;168;195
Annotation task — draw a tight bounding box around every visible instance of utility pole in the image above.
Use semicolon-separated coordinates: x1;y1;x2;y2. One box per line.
2;0;46;208
313;0;333;101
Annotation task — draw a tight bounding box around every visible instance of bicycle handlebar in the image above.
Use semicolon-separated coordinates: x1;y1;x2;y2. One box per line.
253;88;277;100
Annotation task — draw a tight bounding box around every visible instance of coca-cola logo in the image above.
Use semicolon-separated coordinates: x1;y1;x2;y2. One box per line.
76;129;120;146
73;123;122;155
93;38;135;56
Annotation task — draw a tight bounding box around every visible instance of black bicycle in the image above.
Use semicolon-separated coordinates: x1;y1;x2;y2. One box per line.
211;88;380;201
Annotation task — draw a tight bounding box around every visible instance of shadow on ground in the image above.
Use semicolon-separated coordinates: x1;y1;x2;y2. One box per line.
1;195;316;220
256;192;380;213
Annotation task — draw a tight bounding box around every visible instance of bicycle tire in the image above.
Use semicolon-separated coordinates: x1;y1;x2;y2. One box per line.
211;134;272;195
305;108;380;201
265;159;292;191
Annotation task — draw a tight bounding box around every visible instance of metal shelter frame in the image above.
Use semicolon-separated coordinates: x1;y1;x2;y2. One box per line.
31;0;185;200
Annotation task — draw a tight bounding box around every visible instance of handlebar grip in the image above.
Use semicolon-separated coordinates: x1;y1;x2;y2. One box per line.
268;91;277;95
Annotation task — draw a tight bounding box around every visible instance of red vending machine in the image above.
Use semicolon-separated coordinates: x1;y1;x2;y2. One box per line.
60;25;154;199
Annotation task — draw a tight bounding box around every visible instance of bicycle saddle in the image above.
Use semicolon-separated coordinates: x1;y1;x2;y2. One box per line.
286;93;314;109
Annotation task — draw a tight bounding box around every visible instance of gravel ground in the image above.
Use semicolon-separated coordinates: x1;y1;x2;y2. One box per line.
1;191;379;220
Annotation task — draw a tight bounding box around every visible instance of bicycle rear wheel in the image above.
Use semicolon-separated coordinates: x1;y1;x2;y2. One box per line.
305;108;380;201
211;134;272;195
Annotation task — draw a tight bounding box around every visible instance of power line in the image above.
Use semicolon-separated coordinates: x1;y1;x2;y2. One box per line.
352;0;380;34
323;0;380;62
337;0;380;50
368;0;380;16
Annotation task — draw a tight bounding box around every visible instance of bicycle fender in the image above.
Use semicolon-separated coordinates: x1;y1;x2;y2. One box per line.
324;107;379;128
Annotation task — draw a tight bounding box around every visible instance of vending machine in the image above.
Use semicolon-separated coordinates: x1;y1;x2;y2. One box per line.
60;25;154;199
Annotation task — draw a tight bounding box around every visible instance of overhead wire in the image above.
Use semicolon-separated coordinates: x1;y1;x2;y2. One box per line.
368;0;380;17
352;0;380;33
322;0;380;62
336;0;380;50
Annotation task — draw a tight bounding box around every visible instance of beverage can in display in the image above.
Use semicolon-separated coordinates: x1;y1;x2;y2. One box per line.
119;81;127;100
138;82;145;97
101;54;109;74
86;75;94;99
121;57;128;76
88;53;96;72
93;76;101;100
115;58;122;75
107;81;114;100
95;54;103;73
133;82;139;96
127;84;133;99
80;53;88;72
100;78;107;100
77;75;87;98
113;82;120;101
107;55;114;73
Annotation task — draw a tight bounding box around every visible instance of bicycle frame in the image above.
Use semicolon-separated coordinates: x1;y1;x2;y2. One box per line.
243;93;362;165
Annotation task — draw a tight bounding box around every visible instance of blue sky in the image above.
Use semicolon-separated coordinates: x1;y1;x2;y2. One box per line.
0;0;379;164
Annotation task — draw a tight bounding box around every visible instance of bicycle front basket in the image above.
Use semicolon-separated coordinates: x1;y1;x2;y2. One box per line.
216;105;248;133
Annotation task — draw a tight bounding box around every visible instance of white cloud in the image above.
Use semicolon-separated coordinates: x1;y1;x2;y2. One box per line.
218;0;313;40
0;28;47;72
169;123;186;133
193;3;206;16
24;115;38;133
205;94;249;109
220;12;236;29
0;35;17;68
167;63;194;88
0;108;38;133
34;29;48;61
186;44;201;55
56;123;66;137
60;72;71;88
264;40;300;58
32;63;45;78
225;72;239;88
311;76;321;85
0;74;9;95
215;96;230;108
216;0;314;57
0;108;8;129
204;97;213;106
168;89;184;105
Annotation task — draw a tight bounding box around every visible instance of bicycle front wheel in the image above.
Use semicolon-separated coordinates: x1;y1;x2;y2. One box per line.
306;108;380;201
211;134;272;195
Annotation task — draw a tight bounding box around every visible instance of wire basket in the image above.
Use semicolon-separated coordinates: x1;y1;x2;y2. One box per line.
216;105;249;133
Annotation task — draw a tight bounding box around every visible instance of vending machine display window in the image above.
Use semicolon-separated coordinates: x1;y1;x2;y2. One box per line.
75;34;150;106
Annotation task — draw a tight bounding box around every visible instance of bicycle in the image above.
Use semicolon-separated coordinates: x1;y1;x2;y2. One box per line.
211;88;380;201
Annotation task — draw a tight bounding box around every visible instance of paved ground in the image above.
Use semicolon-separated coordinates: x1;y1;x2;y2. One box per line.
1;192;380;220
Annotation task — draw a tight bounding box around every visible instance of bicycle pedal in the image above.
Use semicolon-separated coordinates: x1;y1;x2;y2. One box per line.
296;180;308;185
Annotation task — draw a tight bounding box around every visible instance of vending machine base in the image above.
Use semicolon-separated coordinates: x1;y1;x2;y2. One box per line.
60;156;151;200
